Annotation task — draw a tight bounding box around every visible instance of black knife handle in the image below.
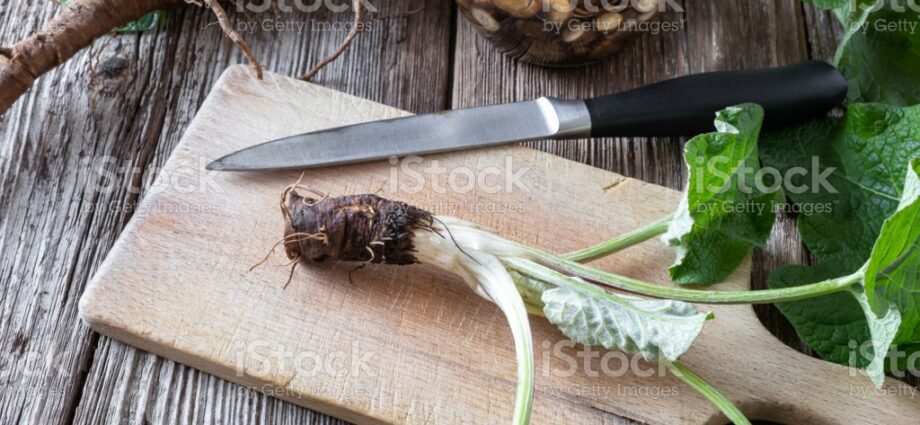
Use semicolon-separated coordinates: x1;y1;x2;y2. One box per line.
584;61;847;138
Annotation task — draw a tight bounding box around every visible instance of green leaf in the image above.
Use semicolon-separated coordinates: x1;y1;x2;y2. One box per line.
838;7;920;105
114;11;165;33
810;0;920;105
803;0;850;9
510;270;552;310
849;284;901;387
892;342;920;371
761;103;920;268
863;159;920;343
768;265;873;367
58;1;164;33
767;158;920;386
762;104;920;378
662;104;783;285
541;284;712;362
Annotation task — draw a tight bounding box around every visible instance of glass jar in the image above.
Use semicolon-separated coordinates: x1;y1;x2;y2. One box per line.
457;0;662;66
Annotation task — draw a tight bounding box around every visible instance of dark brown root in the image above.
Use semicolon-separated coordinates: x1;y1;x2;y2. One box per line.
299;0;367;81
281;189;435;267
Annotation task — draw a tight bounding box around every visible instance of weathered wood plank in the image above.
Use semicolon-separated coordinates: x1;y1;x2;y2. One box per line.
0;0;913;424
0;1;451;424
0;2;189;424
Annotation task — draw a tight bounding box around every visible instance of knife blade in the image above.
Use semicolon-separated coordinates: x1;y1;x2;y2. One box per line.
207;61;847;172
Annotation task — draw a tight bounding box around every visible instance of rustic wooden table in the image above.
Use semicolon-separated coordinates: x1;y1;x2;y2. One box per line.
1;1;910;424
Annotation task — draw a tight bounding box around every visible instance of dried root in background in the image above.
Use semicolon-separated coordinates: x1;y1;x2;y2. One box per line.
0;0;367;114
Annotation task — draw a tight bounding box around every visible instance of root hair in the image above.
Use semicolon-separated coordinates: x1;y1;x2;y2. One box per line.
250;231;327;272
201;0;264;79
299;0;367;81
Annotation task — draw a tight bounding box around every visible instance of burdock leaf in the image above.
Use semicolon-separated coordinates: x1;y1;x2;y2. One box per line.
850;284;901;387
662;104;783;285
763;104;920;366
863;159;920;344
768;159;920;385
835;5;920;105
542;286;712;362
761;103;920;269
807;0;920;105
768;264;873;367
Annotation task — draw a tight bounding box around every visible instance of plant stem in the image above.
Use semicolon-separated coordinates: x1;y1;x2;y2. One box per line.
445;219;861;305
508;255;862;305
664;361;751;425
562;215;672;263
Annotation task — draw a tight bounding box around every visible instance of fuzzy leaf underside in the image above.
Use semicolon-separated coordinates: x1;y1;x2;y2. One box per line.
863;159;920;344
510;270;553;310
849;285;901;387
663;104;782;285
541;286;711;362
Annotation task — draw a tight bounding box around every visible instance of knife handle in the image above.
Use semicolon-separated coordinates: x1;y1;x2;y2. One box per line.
583;61;847;138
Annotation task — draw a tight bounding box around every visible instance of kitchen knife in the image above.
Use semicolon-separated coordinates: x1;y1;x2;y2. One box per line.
207;61;847;171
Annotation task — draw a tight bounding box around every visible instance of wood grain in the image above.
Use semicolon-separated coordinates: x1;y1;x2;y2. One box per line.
79;66;919;425
1;0;915;424
0;2;449;425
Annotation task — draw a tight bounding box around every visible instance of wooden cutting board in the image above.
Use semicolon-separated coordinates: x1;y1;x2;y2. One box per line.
79;66;919;425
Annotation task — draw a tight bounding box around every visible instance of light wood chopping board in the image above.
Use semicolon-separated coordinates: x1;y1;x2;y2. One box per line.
79;66;919;425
